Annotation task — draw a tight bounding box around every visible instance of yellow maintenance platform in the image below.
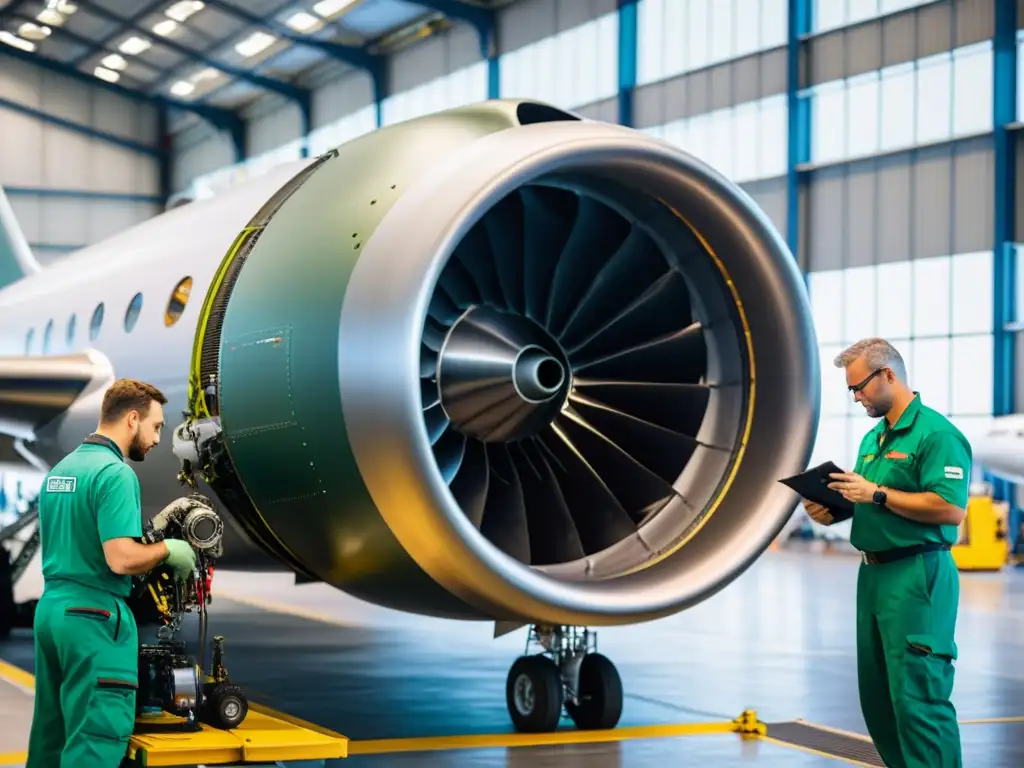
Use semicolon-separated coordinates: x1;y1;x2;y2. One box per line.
124;705;348;767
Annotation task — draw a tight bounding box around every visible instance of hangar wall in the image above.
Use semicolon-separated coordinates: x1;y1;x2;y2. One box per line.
0;55;162;267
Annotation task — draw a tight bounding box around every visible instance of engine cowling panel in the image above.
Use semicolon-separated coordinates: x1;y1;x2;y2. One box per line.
181;100;820;626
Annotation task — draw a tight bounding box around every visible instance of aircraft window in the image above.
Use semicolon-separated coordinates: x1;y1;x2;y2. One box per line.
165;277;193;327
67;314;76;347
125;292;143;333
24;328;34;354
42;320;53;354
90;303;104;341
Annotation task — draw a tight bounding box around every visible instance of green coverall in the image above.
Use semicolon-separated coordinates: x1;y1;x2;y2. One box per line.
26;435;143;768
849;393;969;768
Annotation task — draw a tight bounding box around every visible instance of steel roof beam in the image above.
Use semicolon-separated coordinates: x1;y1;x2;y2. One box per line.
201;0;382;75
414;0;495;52
67;0;171;67
5;10;166;81
73;0;310;105
0;44;245;139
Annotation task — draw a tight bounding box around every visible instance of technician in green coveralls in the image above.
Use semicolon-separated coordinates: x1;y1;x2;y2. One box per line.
802;338;968;768
25;379;198;768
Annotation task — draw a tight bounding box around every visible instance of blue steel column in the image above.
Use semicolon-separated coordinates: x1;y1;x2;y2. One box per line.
618;0;638;127
992;0;1018;519
787;0;811;265
484;17;500;99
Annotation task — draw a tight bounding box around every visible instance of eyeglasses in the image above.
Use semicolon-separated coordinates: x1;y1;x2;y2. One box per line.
848;368;885;393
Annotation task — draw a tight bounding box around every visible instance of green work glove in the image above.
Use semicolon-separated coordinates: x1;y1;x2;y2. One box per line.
163;539;197;582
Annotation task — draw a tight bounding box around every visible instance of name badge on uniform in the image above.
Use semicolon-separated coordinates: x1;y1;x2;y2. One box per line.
944;466;964;480
46;476;77;493
885;450;909;459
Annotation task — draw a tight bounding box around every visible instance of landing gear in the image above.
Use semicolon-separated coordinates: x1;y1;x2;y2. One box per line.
505;625;623;733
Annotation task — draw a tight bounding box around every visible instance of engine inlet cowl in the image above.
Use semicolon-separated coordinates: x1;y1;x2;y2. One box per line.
337;114;819;626
206;101;819;628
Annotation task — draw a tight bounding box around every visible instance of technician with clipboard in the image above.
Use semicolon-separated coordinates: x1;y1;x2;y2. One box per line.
800;338;970;768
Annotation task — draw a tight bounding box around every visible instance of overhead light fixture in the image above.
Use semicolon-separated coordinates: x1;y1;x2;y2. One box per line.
313;0;356;19
234;30;275;58
170;80;195;96
192;67;219;81
18;23;51;42
165;1;204;23
56;1;77;13
118;36;151;55
101;53;127;70
36;9;65;26
285;11;324;33
0;31;35;52
153;19;178;36
93;66;120;83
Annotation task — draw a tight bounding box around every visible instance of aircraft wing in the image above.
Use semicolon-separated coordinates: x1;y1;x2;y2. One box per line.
0;351;111;443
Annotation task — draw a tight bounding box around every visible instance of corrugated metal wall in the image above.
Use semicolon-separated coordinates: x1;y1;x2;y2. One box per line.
0;56;161;266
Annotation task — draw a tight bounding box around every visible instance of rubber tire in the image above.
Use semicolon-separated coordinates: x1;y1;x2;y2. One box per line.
565;653;623;730
506;655;564;733
203;682;248;729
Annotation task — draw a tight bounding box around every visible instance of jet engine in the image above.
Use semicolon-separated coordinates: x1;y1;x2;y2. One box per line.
174;99;820;630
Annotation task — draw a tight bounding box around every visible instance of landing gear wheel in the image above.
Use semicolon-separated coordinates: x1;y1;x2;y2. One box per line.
506;655;564;733
202;682;248;729
566;653;623;730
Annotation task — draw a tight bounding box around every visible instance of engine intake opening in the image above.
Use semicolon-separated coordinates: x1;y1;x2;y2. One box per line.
420;177;745;576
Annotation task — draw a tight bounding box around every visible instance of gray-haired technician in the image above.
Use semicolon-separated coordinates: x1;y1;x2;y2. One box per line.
802;337;969;768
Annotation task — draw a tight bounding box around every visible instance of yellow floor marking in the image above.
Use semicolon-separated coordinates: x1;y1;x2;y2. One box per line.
0;659;34;695
347;720;740;755
758;735;878;767
0;751;27;766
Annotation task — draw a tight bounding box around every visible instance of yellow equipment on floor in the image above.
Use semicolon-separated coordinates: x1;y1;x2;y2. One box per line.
124;703;349;766
951;495;1010;571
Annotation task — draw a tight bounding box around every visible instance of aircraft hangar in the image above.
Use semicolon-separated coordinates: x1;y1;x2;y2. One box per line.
1;0;1024;766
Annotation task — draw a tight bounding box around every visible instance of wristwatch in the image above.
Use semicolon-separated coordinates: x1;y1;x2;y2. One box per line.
872;487;888;507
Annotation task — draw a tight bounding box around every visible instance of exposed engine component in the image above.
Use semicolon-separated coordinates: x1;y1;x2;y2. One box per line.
167;98;818;733
133;499;247;730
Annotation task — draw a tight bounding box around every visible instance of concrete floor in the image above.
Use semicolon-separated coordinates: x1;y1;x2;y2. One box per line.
2;548;1023;766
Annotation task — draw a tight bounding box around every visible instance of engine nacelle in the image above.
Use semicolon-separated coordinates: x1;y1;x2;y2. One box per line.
178;99;820;627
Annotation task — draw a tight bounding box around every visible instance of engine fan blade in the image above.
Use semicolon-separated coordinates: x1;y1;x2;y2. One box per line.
437;250;482;309
556;407;675;523
428;286;462;326
521;186;576;324
423;402;449;444
480;444;531;563
572;378;711;437
422;316;448;351
449;437;489;528
544;195;632;336
483;191;526;314
567;269;692;367
512;440;587;565
420;376;440;409
573;322;706;384
557;227;668;349
568;392;698;485
432;427;467;484
420;344;438;379
452;222;506;311
540;423;639;555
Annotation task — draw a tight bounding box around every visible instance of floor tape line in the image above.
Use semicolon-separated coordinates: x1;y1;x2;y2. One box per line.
0;659;34;694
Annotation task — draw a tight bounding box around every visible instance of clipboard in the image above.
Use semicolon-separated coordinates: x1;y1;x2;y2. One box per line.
779;461;855;522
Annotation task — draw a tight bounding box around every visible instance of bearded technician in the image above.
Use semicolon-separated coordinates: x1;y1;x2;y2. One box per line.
25;379;198;768
803;338;968;768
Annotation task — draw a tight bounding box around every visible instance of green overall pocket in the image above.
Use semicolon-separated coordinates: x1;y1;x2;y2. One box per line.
904;633;957;704
82;672;138;742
